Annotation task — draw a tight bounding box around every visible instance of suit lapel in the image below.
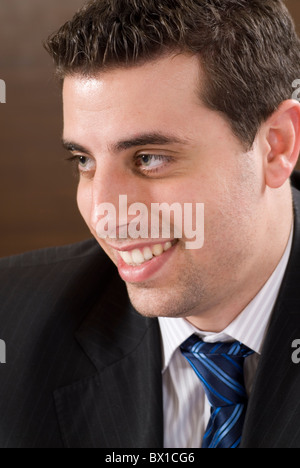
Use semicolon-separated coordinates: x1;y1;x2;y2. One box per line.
54;272;163;448
241;186;300;448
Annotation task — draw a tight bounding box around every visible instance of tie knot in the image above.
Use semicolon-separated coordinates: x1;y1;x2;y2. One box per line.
180;334;254;359
180;334;254;408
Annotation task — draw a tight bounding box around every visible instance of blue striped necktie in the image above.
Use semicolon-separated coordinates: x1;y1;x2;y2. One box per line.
180;335;254;448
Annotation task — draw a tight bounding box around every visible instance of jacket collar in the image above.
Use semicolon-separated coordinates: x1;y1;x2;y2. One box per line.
241;183;300;447
54;270;163;448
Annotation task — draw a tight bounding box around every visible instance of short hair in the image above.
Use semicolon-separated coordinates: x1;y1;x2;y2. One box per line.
45;0;300;148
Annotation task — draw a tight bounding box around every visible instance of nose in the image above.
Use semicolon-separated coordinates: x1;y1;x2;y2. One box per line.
89;163;142;234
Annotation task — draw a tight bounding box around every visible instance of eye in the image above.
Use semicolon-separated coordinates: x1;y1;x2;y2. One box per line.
77;156;90;168
66;155;95;177
135;154;172;173
140;155;155;167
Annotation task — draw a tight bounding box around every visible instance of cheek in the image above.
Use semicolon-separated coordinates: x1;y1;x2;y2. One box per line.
77;182;93;228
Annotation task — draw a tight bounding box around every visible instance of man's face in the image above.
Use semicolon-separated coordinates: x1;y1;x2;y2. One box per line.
63;54;264;328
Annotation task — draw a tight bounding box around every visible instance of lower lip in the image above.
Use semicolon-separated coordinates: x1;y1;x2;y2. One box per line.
117;243;178;283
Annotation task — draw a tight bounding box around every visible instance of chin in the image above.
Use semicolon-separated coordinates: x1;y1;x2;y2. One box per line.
125;283;197;320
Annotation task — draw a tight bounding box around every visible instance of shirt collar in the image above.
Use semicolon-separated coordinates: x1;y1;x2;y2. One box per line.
159;227;293;372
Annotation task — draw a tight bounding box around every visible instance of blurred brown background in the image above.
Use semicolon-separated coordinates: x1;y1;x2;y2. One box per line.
0;0;300;257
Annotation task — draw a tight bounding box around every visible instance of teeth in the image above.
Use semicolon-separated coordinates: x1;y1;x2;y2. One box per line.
143;247;153;261
120;250;133;264
119;241;174;266
152;244;164;257
163;241;172;251
131;249;145;265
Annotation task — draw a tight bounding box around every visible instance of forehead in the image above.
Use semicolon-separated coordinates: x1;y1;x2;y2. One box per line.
63;54;201;114
62;53;235;150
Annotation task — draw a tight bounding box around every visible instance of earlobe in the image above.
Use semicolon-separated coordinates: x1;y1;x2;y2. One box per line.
264;100;300;189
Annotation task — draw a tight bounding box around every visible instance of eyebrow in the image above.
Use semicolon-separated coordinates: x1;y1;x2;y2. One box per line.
62;140;93;156
111;133;189;153
62;132;189;156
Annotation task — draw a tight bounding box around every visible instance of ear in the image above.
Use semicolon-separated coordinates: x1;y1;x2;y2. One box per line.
264;100;300;189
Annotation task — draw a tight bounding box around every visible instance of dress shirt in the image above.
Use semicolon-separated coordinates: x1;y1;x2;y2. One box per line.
158;229;293;448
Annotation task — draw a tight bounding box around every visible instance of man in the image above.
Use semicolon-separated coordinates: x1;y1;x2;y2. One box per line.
0;0;300;448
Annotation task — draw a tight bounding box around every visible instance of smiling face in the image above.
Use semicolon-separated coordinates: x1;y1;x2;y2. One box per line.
62;53;281;331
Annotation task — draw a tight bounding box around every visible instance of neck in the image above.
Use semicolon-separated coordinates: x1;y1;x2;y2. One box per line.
187;187;294;333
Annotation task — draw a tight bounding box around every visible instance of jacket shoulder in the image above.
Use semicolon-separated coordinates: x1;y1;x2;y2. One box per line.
0;239;117;447
0;238;104;270
0;238;115;326
291;170;300;191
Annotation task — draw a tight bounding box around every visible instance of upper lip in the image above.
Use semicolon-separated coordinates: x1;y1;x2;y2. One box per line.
105;239;177;252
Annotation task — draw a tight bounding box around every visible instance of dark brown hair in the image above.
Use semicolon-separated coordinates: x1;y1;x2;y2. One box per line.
45;0;300;148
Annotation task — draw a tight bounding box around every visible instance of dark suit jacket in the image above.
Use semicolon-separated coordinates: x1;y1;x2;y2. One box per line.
0;175;300;448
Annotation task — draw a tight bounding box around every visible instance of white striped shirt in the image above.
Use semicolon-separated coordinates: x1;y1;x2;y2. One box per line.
158;229;293;448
